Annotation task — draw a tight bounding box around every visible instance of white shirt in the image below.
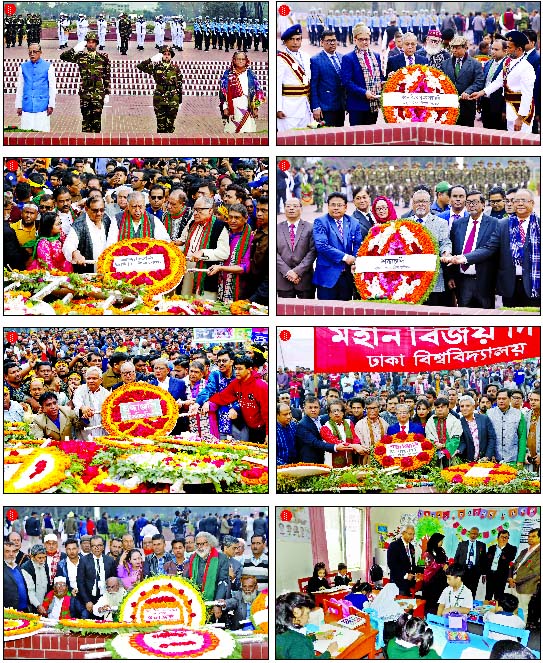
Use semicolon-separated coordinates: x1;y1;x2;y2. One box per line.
106;214;170;246
438;583;474;611
47;595;64;621
15;61;57;110
156;376;170;391
63;215;107;269
66;557;79;590
461;213;483;275
91;555;106;596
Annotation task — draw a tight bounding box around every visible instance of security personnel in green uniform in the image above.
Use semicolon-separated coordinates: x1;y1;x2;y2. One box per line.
313;164;325;212
118;13;132;55
137;45;183;133
60;31;111;133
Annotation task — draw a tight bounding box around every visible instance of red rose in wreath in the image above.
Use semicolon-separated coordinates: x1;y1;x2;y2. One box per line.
374;445;387;456
413;433;426;442
421;440;433;450
381;435;393;444
396;430;408;440
382;456;395;467
401;457;414;469
416;452;430;462
373;431;435;472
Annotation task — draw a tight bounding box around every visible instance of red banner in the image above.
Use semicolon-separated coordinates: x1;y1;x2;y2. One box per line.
314;327;540;373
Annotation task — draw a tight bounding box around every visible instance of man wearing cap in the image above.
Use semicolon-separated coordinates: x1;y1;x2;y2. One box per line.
471;31;536;133
96;14;108;51
42;576;79;620
15;43;56;132
57;13;70;49
442;35;484;126
60;32;111;133
10;202;38;259
479;39;507;131
420;29;451;70
431;182;451;215
136;15;147;50
137;46;183;133
277;24;312;131
76;14;89;42
118;13;132;56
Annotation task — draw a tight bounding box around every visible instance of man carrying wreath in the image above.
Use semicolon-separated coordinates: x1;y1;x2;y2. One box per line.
106;192;170;245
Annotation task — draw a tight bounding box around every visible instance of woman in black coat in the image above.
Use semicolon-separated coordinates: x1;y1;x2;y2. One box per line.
421;532;449;616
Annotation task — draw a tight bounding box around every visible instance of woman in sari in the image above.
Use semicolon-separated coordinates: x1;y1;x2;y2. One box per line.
26;212;72;272
372;196;398;224
320;399;364;468
219;51;265;134
117;548;144;591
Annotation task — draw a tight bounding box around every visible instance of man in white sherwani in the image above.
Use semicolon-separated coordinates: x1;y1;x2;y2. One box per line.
96;14;108;50
472;31;536;133
277;24;312;132
57;13;69;49
72;367;110;441
135;15;147;50
15;44;56;132
76;14;89;42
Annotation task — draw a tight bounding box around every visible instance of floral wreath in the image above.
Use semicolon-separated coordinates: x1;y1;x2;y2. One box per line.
57;618;160;635
101;383;179;438
4;610;43;640
354;220;440;305
250;589;268;633
442;462;518;487
4;447;71;493
117;575;206;627
107;626;238;660
382;64;460;124
97;239;186;296
276;463;332;478
240;466;268;486
374;431;436;471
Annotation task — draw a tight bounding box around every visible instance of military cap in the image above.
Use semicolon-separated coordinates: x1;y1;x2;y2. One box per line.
160;45;176;56
281;23;303;41
505;30;529;47
85;31;99;42
435;181;451;193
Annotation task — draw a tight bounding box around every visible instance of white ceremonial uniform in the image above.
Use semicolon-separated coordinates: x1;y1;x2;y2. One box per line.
76;18;89;42
154;20;165;47
15;62;57;132
96;19;108;47
136;19;146;48
57;17;69;47
483;55;536;132
277;48;312;131
115;18;121;49
170;20;179;47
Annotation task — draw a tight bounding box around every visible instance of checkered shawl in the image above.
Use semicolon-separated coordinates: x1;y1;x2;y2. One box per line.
509;213;540;298
354;47;382;113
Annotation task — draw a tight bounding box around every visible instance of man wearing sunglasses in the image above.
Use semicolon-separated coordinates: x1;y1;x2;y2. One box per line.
15;43;57;132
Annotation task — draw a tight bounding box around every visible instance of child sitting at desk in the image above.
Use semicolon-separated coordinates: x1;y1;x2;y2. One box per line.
437;563;474;616
345;581;373;610
276;592;338;660
483;593;527;641
334;563;350;587
307;562;331;596
387;613;442;659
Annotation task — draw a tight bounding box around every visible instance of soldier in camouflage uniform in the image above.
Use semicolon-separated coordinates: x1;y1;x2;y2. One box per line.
435;162;447;183
520;161;530;188
118;13;132;55
511;160;521;188
494;161;505;188
375;164;388;197
505;160;516;191
350;164;364;191
391;166;403;205
313;163;325;212
60;31;111;133
137;45;183;133
327;167;342;193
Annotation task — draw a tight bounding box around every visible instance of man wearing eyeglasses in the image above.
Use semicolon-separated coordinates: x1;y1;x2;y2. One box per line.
310;30;346;128
486;188;508;220
64;195;111;273
76;536;118;619
15;43;57;132
420;29;450;70
106;191;169;244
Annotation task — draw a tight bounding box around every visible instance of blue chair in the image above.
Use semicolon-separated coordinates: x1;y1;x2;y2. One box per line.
363;607;385;651
426;613;447;627
482;621;530;646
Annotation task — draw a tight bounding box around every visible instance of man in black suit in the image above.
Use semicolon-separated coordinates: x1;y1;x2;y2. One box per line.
76;535;118;619
453;528;487;598
386;32;428;76
480;39;507;131
295;395;350;463
485;530;517;601
458;395;497;461
447;190;499;309
442;35;484;126
4;541;30;610
387;525;418;596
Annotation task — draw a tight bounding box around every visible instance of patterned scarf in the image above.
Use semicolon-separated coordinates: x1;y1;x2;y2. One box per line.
188;548;219;601
221;224;252;301
328;418;353;441
163;206;185;236
118;209;152;240
355;47;381;113
509;213;540;298
185;219;215;295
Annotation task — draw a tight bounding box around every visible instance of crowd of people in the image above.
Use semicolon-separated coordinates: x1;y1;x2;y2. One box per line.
4;157;269;306
277;5;540;133
276;160;540;308
4;327;269;444
276;523;540;660
4;508;268;627
276;361;540;469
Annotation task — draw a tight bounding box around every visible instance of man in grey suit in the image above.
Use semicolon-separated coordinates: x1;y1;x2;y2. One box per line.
442;35;484;126
277;197;316;298
407;187;452;306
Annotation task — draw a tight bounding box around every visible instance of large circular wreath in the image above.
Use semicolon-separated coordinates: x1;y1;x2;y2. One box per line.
374;432;436;471
108;627;237;660
101;383;179;438
97;239;186;295
4;611;44;640
442;462;518;488
4;447;71;493
117;576;206;627
382;64;459;124
354;220;439;304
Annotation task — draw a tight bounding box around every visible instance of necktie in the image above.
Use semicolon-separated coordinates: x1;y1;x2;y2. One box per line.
518;221;526;244
401;425;406;432
461;218;479;271
331;54;341;74
289;223;296;249
468;542;474;567
408;55;414;66
94;557;101;594
486;59;497;85
455;58;462;77
363;50;373;77
336;218;344;243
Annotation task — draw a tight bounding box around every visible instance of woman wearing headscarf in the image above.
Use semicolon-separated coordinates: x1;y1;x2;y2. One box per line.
371;196;398;224
422;533;449;616
26;212;73;272
219;51;265;133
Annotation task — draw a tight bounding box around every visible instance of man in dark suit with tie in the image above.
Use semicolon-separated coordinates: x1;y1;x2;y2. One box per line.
76;536;117;619
313;192;362;300
442;35;484;126
295;396;351;463
277;197;316;299
485;530;517;602
385;32;428;76
447;190;500;309
387;525;418;596
387;403;425;435
438;185;468;229
453;528;487;598
457;394;497;461
480;39;507;130
310;30;346;127
148;358;187;400
351;187;374;240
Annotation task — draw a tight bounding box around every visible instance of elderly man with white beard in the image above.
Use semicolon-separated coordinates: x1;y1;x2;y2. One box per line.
220;574;260;630
420;29;451;70
92;576;126;620
183;532;230;601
